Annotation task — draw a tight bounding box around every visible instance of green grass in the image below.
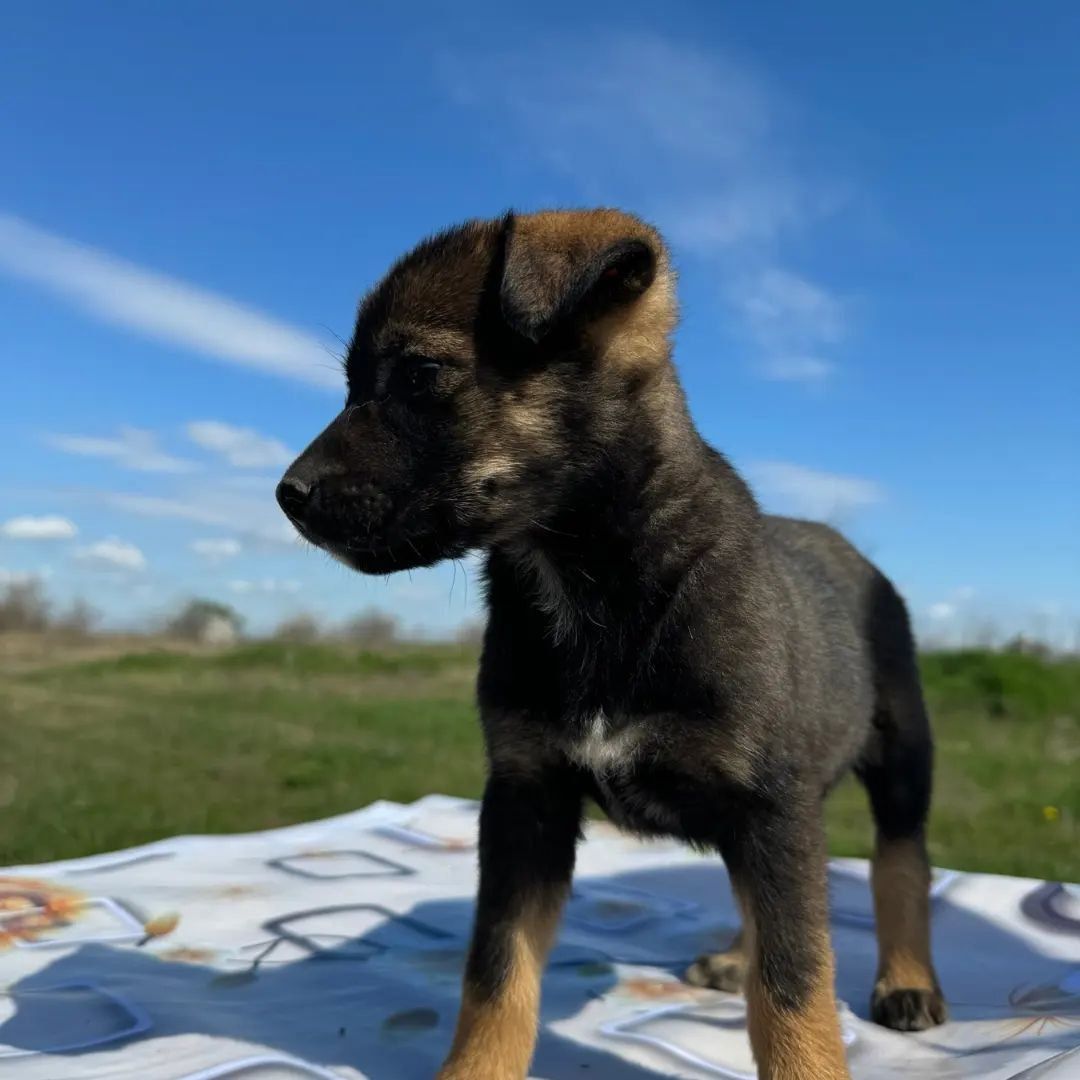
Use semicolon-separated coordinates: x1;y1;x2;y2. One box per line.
1;640;1076;880
829;651;1079;879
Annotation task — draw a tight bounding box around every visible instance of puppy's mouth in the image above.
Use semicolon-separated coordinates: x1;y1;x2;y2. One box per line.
333;533;460;575
278;490;464;575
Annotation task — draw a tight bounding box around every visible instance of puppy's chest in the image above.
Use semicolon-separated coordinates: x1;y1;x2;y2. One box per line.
563;710;645;773
562;711;682;833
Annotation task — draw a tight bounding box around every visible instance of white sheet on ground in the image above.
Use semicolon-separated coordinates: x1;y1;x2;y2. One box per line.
0;796;1077;1079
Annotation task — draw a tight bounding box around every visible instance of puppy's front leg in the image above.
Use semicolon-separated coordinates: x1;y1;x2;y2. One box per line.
724;798;851;1080
438;765;583;1080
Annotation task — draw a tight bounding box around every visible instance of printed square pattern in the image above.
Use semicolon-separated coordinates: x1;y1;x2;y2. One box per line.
264;903;453;960
372;804;480;850
1005;1045;1080;1078
267;850;414;880
223;934;380;967
0;896;145;949
63;850;176;877
601;998;857;1080
0;981;151;1058
176;1055;344;1079
1021;882;1080;935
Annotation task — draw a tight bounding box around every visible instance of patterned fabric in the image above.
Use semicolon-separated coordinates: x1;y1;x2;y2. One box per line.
0;795;1077;1078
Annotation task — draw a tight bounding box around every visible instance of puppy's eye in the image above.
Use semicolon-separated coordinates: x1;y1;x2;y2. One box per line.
403;358;442;396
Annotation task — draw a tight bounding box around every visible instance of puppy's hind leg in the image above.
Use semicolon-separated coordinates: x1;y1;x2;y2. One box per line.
858;587;947;1031
685;925;748;993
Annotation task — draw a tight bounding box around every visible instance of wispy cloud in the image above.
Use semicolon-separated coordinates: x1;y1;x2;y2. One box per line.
446;32;850;381
185;421;294;469
0;214;341;390
101;492;295;548
747;461;884;520
221;474;281;493
1;514;78;540
730;267;846;365
76;537;147;572
229;578;301;595
190;537;243;562
927;587;977;623
44;426;198;474
759;356;835;383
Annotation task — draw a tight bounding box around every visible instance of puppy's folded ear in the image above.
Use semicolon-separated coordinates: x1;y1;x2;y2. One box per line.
500;210;660;344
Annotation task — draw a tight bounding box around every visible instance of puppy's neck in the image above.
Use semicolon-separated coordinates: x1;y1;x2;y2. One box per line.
499;366;757;647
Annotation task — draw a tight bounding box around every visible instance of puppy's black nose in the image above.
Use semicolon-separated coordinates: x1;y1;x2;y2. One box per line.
276;476;312;521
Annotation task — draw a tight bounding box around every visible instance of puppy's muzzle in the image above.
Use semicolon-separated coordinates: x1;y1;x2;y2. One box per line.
276;473;393;551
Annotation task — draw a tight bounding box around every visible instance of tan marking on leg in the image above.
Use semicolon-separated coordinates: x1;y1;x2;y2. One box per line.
872;836;936;992
437;897;564;1080
744;919;850;1080
869;835;947;1029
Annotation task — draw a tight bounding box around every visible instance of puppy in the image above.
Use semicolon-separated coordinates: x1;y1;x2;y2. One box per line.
277;209;947;1080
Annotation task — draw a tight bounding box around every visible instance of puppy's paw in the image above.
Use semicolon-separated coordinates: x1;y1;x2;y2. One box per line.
684;950;747;993
871;984;948;1031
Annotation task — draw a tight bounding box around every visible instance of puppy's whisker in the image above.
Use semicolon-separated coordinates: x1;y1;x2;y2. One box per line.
529;518;579;539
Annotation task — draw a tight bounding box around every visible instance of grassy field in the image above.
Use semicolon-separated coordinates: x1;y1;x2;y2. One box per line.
1;637;1077;880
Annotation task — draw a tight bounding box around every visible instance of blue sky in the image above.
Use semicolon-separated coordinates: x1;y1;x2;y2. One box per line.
1;2;1077;643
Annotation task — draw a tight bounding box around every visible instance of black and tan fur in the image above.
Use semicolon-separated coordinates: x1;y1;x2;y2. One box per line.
277;208;947;1079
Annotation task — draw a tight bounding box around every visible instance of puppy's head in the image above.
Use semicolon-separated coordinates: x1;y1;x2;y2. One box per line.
277;208;677;574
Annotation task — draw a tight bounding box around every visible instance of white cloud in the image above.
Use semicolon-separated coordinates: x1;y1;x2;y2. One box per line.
662;182;826;255
221;474;281;493
927;587;977;623
100;492;296;548
730;268;846;376
185;420;294;469
0;214;341;390
45;426;198;473
229;578;301;595
747;461;884;520
447;34;774;202
191;537;243;562
76;538;147;572
1;515;78;540
759;356;835;383
446;33;849;381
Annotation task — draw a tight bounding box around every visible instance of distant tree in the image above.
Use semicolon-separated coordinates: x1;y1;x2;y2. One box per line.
166;599;244;644
968;617;1002;650
54;598;101;638
339;608;399;648
454;619;486;648
272;613;322;643
0;579;51;633
1004;633;1054;660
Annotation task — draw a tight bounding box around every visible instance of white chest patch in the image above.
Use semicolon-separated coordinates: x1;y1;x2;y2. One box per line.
566;711;642;774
